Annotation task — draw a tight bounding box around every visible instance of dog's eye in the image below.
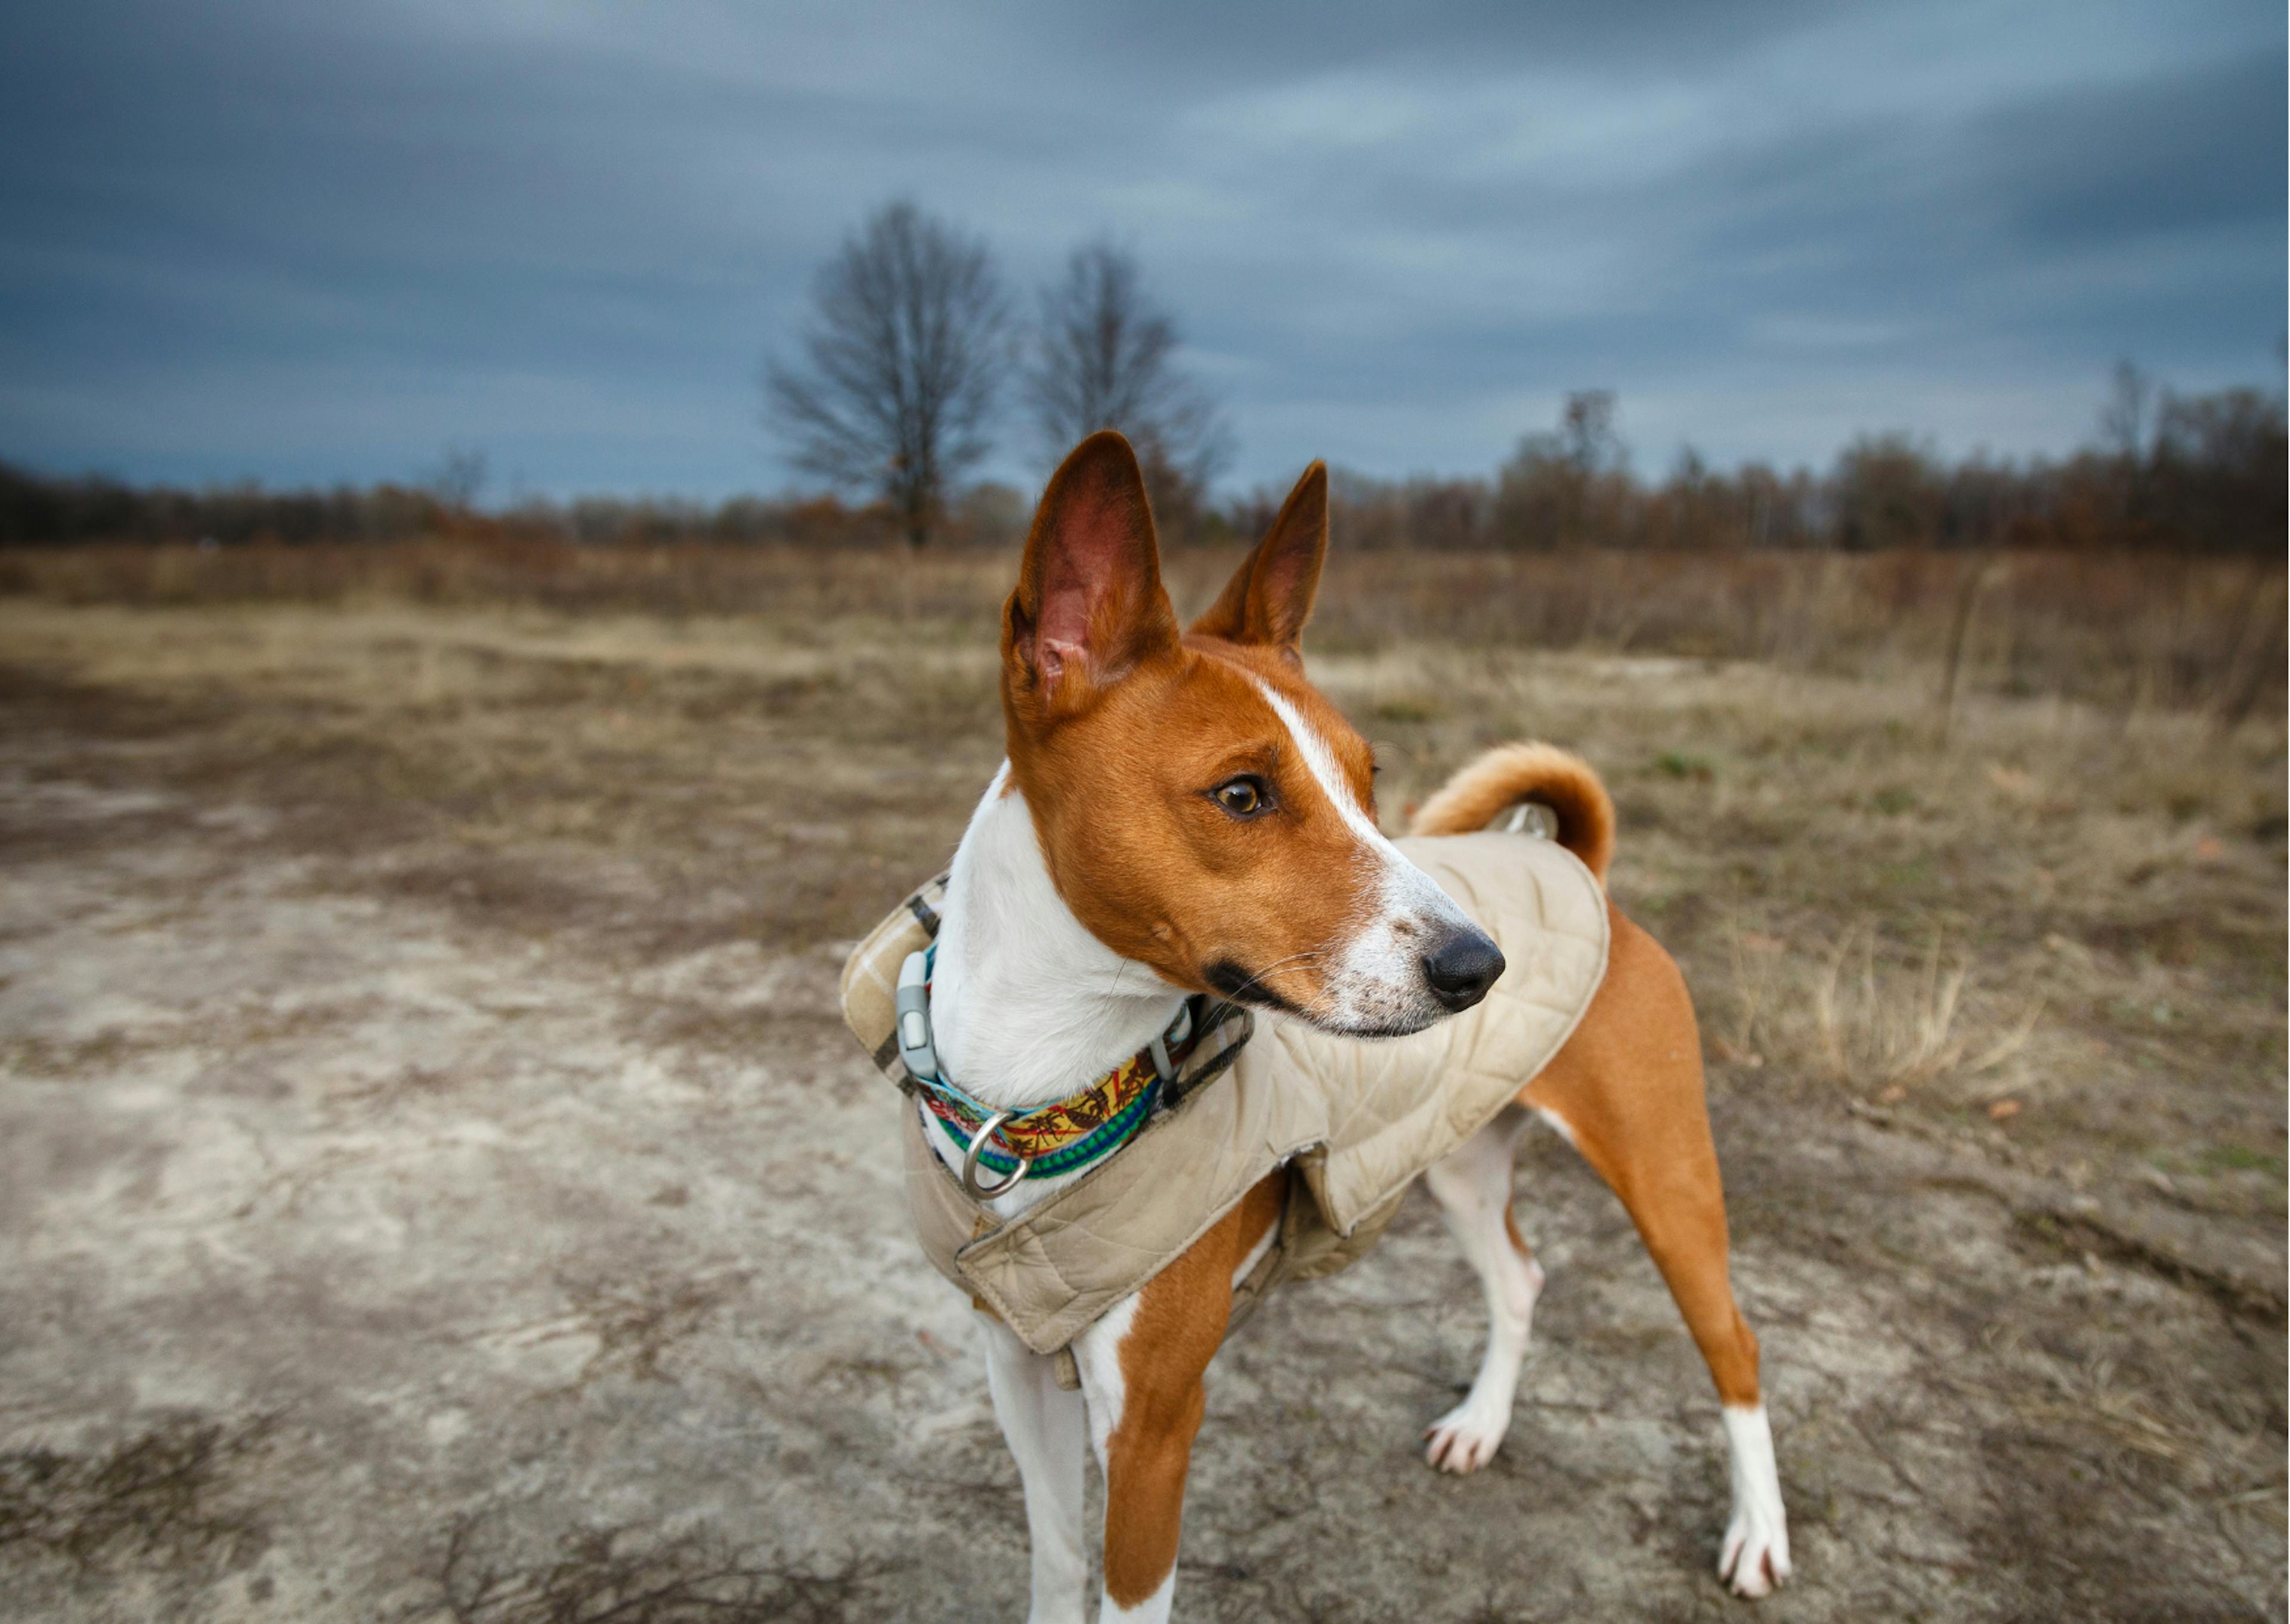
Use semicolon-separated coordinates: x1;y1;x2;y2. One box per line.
1212;777;1271;819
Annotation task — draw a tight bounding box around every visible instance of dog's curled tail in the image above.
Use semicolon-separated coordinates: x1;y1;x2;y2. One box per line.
1408;742;1615;883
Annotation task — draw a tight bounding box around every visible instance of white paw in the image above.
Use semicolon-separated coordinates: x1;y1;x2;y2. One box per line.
1422;1397;1509;1473
1716;1501;1791;1598
1718;1403;1791;1598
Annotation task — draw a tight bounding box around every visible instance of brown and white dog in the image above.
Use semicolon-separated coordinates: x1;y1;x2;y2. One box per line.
923;432;1789;1620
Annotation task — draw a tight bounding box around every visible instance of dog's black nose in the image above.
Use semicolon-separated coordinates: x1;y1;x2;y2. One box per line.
1422;928;1505;1012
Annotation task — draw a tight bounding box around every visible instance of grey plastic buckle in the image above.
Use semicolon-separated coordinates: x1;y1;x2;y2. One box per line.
895;950;939;1082
1502;800;1559;839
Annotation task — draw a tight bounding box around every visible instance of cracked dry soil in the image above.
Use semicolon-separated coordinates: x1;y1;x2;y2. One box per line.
0;600;2282;1622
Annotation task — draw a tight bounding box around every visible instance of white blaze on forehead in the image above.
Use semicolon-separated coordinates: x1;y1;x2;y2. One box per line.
1246;677;1385;845
1245;674;1484;1033
1246;676;1468;917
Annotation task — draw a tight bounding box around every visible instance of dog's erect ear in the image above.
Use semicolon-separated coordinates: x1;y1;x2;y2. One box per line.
1189;461;1327;662
1004;432;1179;718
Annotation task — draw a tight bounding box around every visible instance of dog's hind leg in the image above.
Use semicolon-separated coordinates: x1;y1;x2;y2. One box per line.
1521;904;1791;1597
1421;1102;1544;1473
982;1318;1088;1624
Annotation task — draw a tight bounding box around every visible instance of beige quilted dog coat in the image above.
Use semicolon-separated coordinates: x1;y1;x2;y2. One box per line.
841;830;1609;1356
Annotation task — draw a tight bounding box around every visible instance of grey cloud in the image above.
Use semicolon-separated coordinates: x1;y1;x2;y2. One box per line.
0;0;2278;495
1974;48;2286;249
1054;0;1884;82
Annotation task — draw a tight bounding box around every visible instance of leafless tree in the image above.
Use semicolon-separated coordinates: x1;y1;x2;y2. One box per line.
1559;389;1624;473
1492;390;1630;548
425;445;488;513
2099;359;2152;462
766;202;1010;548
1025;241;1230;535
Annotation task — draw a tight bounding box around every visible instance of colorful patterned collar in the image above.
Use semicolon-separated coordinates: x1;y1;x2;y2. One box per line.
913;944;1199;1183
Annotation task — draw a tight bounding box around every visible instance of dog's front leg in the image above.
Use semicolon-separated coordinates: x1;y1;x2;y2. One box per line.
1073;1295;1184;1623
1071;1230;1237;1623
982;1318;1089;1624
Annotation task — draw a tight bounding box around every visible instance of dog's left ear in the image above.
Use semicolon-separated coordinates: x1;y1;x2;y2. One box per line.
1004;431;1180;721
1189;461;1327;663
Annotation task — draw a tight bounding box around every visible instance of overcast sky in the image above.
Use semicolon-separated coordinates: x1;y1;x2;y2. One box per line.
1;0;2280;500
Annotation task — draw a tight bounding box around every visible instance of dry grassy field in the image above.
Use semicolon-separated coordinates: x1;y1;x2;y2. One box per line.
0;543;2282;1622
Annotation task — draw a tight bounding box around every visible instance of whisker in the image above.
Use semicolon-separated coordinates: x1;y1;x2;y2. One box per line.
1221;946;1329;1004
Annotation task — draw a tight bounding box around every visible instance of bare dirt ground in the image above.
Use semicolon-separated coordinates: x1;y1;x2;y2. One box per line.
1;595;2282;1623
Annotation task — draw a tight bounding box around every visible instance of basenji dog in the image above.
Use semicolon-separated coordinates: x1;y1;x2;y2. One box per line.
919;432;1789;1619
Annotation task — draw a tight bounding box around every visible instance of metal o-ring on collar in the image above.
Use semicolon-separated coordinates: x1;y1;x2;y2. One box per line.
961;1110;1030;1198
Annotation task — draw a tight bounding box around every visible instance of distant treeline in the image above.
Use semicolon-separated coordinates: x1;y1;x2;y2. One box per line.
0;469;951;551
1296;384;2286;556
4;380;2280;554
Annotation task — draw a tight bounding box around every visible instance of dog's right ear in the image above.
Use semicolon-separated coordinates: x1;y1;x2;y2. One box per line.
1189;460;1326;664
1004;431;1180;721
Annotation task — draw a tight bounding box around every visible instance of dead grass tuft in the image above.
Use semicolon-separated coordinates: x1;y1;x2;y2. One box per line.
1723;919;2041;1098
